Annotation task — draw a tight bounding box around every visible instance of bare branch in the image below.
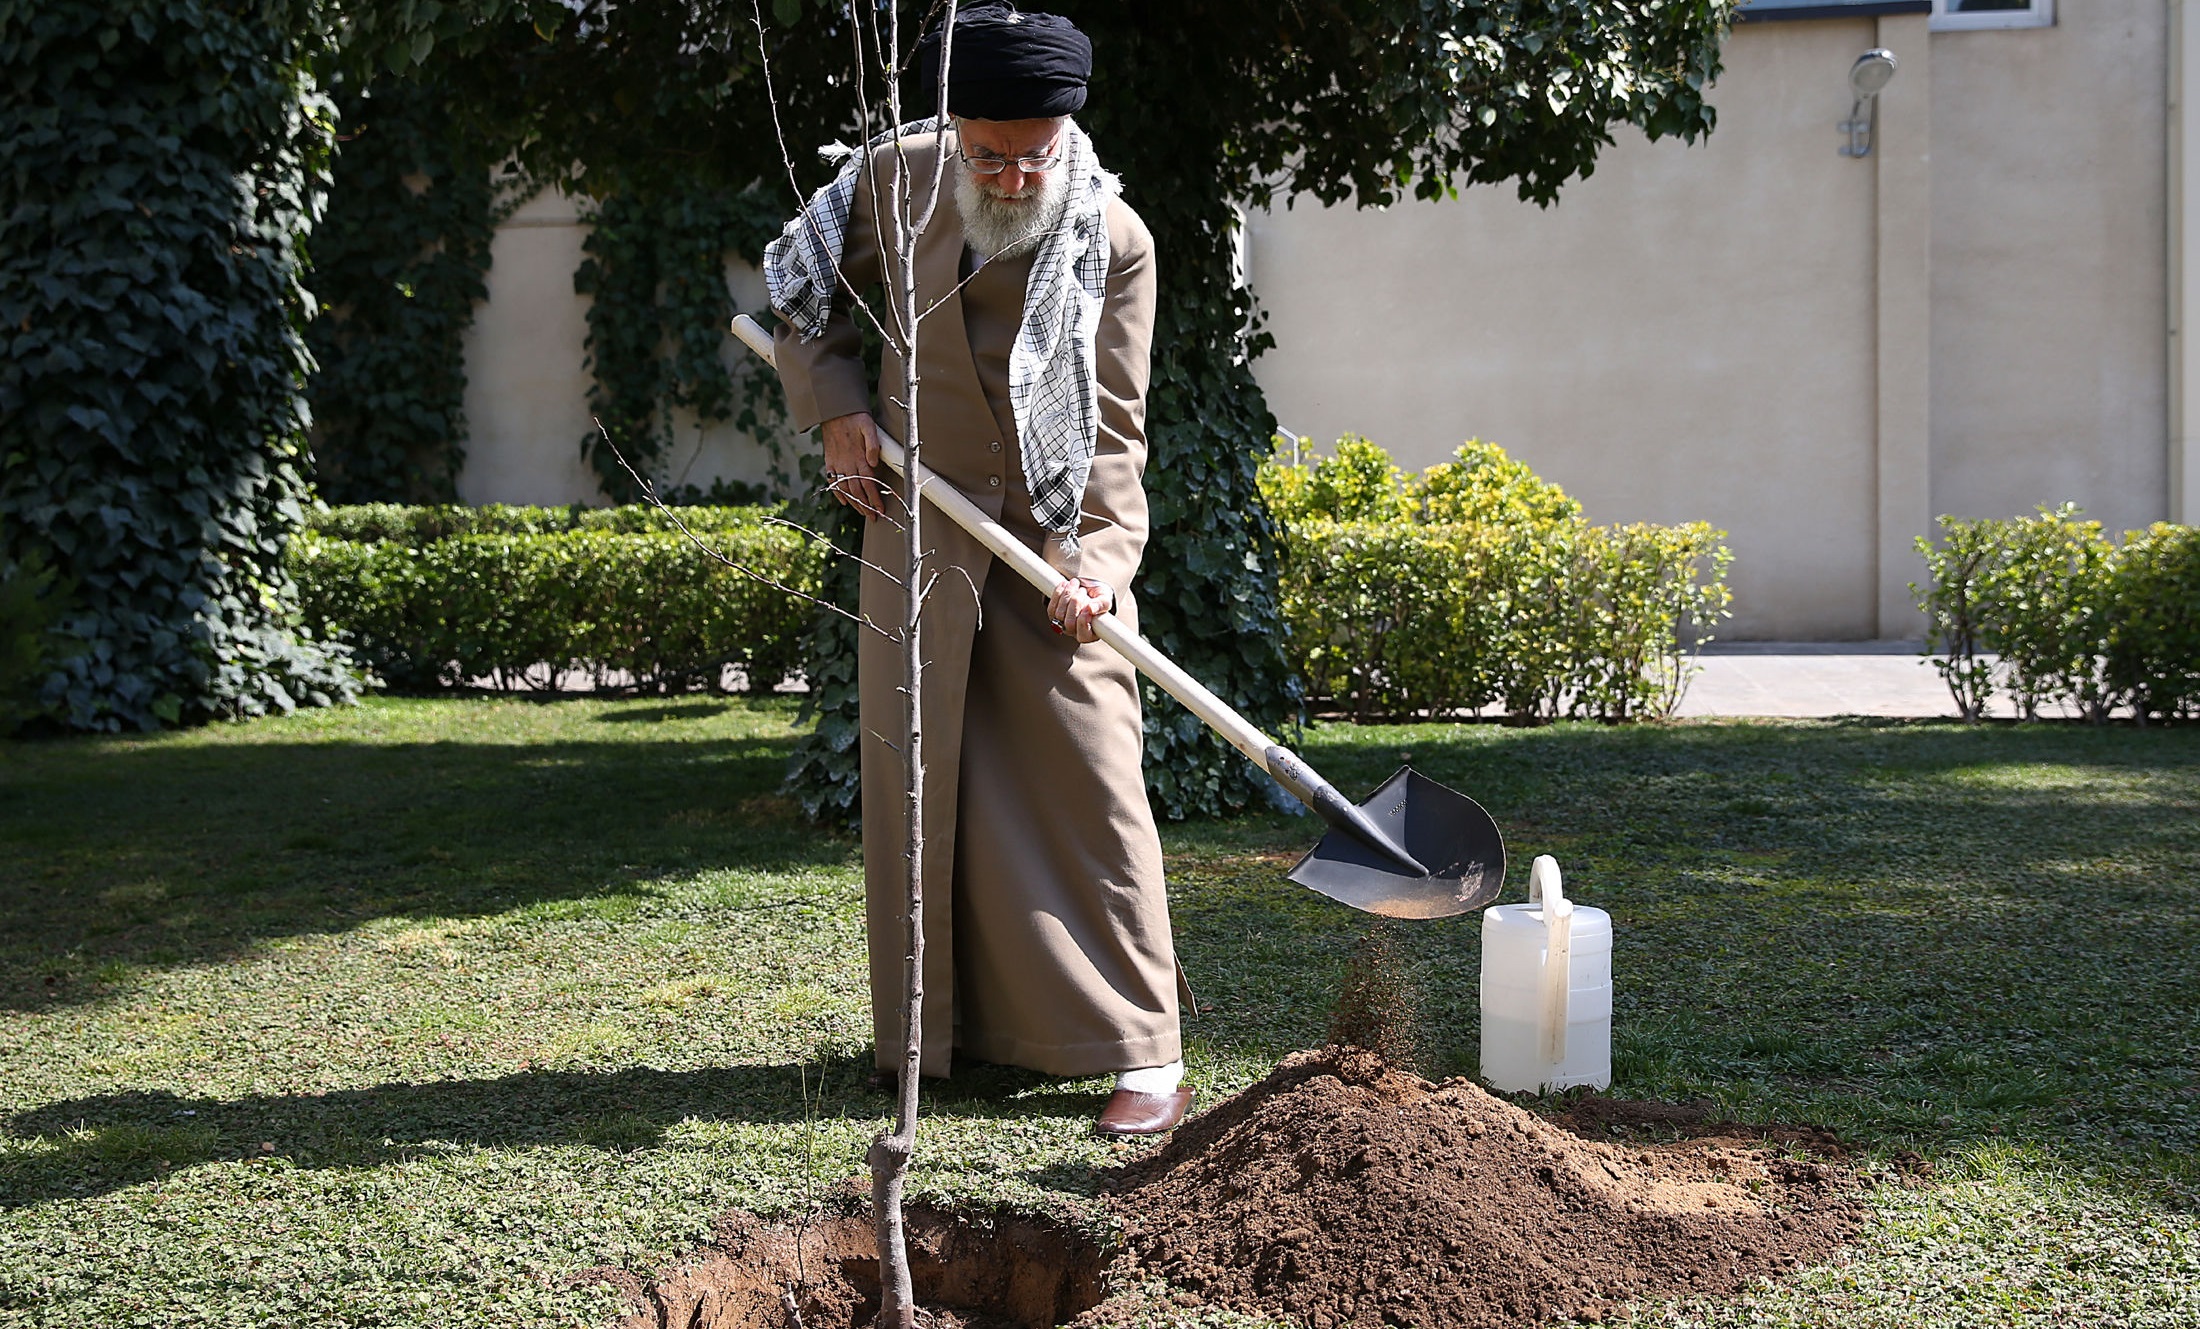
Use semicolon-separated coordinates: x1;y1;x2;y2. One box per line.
911;10;957;236
916;564;986;627
850;0;905;353
761;512;909;589
749;0;895;348
590;419;887;638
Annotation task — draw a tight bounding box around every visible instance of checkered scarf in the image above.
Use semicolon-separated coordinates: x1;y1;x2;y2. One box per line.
762;117;1119;550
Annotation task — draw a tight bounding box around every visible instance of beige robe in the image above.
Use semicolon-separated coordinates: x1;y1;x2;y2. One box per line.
774;133;1178;1078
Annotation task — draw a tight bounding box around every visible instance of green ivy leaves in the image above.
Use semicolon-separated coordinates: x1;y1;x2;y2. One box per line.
1;0;357;730
573;181;793;504
305;78;502;505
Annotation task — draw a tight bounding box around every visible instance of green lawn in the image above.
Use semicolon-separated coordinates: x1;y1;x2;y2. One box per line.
2;697;2197;1327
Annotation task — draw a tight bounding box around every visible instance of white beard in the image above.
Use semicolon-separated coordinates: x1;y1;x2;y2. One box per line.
953;158;1071;263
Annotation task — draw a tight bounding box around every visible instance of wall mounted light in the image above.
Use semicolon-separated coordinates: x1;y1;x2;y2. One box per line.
1839;49;1898;158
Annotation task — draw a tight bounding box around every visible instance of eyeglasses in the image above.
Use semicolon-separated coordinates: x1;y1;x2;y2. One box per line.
956;145;1062;175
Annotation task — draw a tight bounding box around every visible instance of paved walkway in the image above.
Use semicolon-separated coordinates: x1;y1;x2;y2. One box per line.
476;643;2050;721
1677;641;2055;720
1678;641;1946;718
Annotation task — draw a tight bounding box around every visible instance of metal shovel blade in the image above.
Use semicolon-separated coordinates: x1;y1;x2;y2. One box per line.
1286;766;1506;919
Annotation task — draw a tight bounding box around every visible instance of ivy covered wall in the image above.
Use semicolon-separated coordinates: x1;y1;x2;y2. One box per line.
1;0;357;730
305;77;505;505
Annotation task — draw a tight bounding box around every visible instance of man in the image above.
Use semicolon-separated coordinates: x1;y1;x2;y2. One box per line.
761;4;1190;1137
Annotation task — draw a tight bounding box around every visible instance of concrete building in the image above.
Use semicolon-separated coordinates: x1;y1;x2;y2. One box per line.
457;0;2196;640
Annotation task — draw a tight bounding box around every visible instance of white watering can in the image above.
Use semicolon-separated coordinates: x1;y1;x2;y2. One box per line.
1479;855;1612;1093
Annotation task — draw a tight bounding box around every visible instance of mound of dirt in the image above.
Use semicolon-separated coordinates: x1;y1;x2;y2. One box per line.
1102;1048;1861;1328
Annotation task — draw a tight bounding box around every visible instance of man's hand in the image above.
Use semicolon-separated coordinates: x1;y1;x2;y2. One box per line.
821;411;885;520
1048;577;1115;645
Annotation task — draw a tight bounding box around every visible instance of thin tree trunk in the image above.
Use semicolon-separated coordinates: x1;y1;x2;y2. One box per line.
867;7;955;1324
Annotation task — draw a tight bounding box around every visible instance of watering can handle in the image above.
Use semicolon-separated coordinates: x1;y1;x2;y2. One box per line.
1529;855;1573;1067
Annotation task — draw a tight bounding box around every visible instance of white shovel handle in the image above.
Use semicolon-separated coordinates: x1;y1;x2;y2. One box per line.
1528;854;1573;1066
731;314;1277;769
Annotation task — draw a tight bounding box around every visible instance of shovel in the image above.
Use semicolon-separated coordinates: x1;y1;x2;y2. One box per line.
732;314;1503;919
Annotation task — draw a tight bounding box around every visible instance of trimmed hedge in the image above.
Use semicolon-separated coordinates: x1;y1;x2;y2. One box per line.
297;464;1735;723
1915;507;2200;723
1261;437;1733;723
303;503;777;544
291;509;821;694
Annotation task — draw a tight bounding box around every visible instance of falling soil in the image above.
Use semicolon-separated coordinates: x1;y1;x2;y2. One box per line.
1325;924;1421;1071
1102;1048;1863;1329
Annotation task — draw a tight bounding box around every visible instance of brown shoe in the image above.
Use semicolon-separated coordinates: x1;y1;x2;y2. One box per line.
1094;1086;1194;1138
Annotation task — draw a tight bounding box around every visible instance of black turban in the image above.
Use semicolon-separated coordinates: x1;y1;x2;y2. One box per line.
907;4;1091;121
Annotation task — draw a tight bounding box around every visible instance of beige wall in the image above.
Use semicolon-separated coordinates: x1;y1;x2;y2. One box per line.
1930;1;2168;536
459;188;600;506
457;189;793;508
1246;9;2172;639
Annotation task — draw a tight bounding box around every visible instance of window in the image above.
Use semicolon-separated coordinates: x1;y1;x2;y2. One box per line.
1734;0;1930;20
1930;0;2054;30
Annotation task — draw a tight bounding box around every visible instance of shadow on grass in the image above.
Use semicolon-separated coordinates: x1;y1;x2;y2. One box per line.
4;1058;852;1207
0;716;840;1014
592;701;737;724
6;707;2197;1202
1;1053;1137;1208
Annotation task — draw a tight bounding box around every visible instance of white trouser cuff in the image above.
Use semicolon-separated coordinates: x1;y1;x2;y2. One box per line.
1114;1058;1184;1094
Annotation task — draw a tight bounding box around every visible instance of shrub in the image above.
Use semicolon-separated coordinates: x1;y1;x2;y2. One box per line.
304;503;778;545
1988;505;2120;722
1278;519;1511;722
1913;515;2004;722
1566;521;1735;723
0;531;79;736
1260;437;1731;723
1914;509;2199;724
1260;434;1420;526
1416;439;1581;528
290;511;821;694
2108;523;2200;723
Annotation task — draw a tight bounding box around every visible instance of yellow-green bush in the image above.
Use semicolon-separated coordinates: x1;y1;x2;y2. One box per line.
1916;509;2200;723
1417;439;1582;528
289;510;822;694
1261;438;1732;722
2110;523;2200;721
1259;434;1421;527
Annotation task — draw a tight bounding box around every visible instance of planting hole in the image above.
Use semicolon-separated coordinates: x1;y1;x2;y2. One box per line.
614;1206;1105;1329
